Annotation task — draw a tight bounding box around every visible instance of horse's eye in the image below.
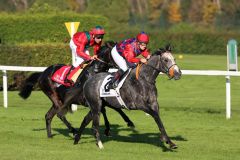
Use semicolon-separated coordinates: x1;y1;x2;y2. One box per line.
164;59;168;63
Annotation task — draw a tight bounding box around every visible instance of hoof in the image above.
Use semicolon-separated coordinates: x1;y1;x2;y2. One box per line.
97;141;104;149
71;128;78;136
127;122;135;128
74;134;80;145
73;139;79;145
104;129;111;137
47;134;53;138
170;143;178;149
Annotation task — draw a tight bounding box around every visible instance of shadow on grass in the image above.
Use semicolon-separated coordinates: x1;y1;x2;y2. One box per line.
43;124;187;151
164;106;222;115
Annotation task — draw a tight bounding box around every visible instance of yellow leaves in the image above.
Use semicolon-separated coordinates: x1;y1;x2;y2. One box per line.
168;0;182;24
203;1;219;24
148;0;164;22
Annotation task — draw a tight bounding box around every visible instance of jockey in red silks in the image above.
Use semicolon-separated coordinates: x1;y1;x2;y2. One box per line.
106;32;151;90
70;25;105;67
65;26;105;84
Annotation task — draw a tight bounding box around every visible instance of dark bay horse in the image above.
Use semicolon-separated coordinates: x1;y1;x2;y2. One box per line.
73;45;182;149
19;41;134;138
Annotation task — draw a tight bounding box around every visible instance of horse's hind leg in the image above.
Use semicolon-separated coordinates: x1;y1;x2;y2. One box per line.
112;107;135;128
74;111;93;144
44;93;63;138
57;106;77;136
45;104;58;138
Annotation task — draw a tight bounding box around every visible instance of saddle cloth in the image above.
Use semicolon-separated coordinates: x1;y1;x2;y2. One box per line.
51;65;82;87
99;69;131;109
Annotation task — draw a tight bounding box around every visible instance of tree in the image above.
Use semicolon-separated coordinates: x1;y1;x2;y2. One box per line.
168;0;182;24
202;0;219;24
67;0;87;12
148;0;164;23
188;0;204;23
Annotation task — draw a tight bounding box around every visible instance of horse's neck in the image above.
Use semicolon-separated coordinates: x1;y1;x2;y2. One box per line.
138;56;160;83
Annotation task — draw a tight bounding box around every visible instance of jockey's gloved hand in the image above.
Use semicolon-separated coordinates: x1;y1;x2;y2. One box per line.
91;55;98;60
147;55;151;60
140;58;147;64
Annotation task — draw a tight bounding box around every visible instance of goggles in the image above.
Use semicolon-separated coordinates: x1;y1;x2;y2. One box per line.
95;34;104;39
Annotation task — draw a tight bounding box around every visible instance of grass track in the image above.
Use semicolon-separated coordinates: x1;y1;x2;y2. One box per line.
0;54;240;160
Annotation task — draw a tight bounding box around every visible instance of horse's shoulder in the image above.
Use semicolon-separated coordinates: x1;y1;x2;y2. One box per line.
95;72;110;79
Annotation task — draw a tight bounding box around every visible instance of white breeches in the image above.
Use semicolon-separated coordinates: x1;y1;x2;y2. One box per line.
70;39;89;67
111;46;128;72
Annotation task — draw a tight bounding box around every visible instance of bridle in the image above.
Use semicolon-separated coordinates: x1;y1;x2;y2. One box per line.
144;53;177;79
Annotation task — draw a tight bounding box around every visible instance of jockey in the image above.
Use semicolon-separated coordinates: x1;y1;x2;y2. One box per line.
106;32;151;90
70;25;105;67
65;25;105;84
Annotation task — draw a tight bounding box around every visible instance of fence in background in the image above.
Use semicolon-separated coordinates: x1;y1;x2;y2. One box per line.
1;65;240;119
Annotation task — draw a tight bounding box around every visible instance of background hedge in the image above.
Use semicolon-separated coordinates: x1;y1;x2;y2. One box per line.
149;32;240;55
1;12;240;82
0;12;109;44
0;43;71;66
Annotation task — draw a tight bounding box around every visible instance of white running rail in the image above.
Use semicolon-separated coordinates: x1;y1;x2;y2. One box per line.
1;65;240;119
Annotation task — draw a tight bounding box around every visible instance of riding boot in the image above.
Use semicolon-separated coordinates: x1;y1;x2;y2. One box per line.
106;69;125;91
64;65;75;85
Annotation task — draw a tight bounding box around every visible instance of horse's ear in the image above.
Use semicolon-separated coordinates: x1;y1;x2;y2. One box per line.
105;41;116;49
165;43;172;52
157;48;165;55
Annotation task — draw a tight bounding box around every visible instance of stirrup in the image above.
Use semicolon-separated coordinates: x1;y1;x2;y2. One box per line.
105;83;113;92
105;81;118;92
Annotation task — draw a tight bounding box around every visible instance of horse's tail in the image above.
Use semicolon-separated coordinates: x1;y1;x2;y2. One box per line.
19;72;42;99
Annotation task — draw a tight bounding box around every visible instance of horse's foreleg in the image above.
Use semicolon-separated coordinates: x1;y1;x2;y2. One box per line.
92;110;103;149
45;105;58;138
112;108;135;128
146;106;177;149
144;102;177;149
57;107;77;136
101;107;111;136
74;111;93;144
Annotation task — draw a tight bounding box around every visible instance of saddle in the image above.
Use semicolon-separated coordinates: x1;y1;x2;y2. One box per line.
51;65;82;87
100;69;131;109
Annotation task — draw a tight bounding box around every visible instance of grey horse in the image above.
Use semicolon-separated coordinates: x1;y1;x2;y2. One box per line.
74;45;182;149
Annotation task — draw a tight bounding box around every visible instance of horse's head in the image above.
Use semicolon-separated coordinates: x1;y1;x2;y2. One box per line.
152;44;181;80
93;41;117;73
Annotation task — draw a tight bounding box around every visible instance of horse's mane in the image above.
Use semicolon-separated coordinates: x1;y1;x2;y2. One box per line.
97;41;116;58
152;44;172;56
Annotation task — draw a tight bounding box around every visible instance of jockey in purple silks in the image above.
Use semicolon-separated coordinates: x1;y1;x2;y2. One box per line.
106;32;151;90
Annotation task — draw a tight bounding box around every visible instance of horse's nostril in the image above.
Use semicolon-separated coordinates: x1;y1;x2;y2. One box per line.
173;69;182;80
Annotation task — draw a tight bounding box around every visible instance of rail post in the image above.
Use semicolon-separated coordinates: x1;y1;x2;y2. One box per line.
3;70;8;108
226;75;231;119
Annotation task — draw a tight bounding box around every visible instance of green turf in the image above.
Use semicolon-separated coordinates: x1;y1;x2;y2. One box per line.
0;54;240;160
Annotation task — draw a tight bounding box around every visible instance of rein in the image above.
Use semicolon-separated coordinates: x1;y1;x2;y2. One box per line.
95;47;117;68
137;55;177;80
95;57;108;64
135;63;142;80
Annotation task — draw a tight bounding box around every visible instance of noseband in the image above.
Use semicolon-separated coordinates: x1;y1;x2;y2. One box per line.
145;54;177;75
